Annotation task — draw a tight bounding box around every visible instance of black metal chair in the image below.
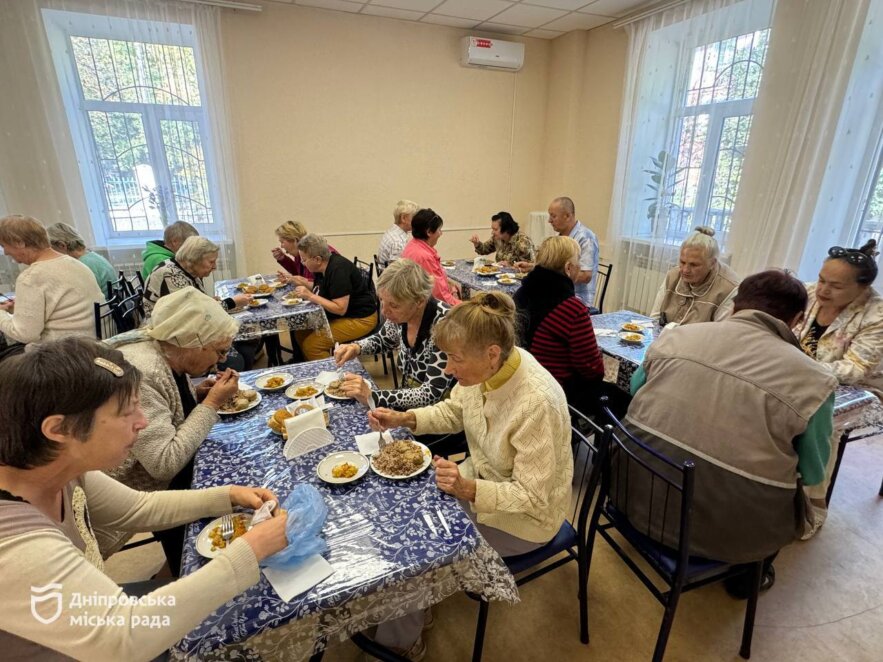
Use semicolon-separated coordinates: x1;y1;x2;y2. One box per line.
94;293;122;340
468;407;607;660
353;257;397;385
116;290;144;332
106;270;128;301
587;262;612;315
123;270;145;298
373;254;389;277
587;407;764;661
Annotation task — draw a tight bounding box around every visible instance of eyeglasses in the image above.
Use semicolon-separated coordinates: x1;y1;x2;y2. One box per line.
828;246;875;267
213;347;231;360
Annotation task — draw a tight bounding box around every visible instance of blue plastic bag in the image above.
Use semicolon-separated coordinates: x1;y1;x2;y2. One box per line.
260;484;328;569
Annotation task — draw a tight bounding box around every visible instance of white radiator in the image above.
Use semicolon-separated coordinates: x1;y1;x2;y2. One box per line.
528;211;554;246
621;264;662;314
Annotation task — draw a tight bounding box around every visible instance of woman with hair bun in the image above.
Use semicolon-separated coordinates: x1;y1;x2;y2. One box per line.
651;226;741;325
797;239;883;537
366;291;573;659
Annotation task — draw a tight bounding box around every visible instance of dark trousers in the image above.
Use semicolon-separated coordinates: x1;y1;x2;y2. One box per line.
152;458;195;577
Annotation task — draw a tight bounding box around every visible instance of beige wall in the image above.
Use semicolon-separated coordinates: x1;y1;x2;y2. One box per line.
541;24;627;251
221;3;552;274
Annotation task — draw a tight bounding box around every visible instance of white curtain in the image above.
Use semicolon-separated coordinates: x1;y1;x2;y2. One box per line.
605;0;774;313
726;0;872;277
0;0;242;286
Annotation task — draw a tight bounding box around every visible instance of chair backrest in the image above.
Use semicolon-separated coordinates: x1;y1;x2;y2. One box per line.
373;254;388;277
567;405;608;538
94;293;121;340
106;270;127;301
598;405;696;579
593;262;612;313
115;290;144;333
123;271;144;298
353;257;376;295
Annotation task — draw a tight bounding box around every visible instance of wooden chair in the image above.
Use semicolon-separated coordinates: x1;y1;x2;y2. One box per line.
468;407;606;660
587;406;764;661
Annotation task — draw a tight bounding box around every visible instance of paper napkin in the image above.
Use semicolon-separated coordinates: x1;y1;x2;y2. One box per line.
263;555;334;602
354;430;392;456
594;329;618;337
314;371;340;386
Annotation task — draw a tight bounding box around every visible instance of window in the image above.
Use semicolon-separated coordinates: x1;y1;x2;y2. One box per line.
663;29;770;247
43;10;223;246
853;142;883;247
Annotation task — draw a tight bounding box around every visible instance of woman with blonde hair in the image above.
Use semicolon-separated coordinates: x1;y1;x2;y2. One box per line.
367;291;573;659
272;220;337;287
0;215;103;349
651;226;741;325
513;235;605;414
46;222;117;297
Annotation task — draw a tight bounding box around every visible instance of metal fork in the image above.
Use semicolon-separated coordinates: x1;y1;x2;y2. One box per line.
221;514;234;544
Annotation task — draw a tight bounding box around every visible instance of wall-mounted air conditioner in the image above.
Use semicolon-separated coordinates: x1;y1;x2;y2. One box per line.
460;36;524;72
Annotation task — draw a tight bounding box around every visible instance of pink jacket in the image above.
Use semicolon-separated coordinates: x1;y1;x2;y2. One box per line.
401;239;461;306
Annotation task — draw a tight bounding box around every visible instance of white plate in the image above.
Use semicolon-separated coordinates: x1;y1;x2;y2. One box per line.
370;440;432;480
281;297;305;307
251;292;273;299
218;390;262;415
497;278;518;286
618;332;645;345
474;269;499;277
441;260;456;268
246;299;269;308
619;324;645;334
195;514;252;558
255;372;294;391
286;380;325;400
323;383;352;400
316;451;369;484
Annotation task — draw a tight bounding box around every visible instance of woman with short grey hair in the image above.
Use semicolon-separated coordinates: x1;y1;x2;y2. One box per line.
143;236;250;316
46;222;116;296
334;259;455;410
292;233;378;360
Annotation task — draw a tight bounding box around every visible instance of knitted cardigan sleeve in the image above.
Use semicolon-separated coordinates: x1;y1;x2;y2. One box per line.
0;269;47;343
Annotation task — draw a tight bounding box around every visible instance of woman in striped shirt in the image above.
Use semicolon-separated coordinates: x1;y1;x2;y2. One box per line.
513;236;605;415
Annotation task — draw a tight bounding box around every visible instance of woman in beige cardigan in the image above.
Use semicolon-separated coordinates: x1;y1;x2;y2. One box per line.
0;337;287;661
368;291;574;660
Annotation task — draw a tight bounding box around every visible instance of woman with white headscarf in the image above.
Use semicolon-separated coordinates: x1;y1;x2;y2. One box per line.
100;287;241;571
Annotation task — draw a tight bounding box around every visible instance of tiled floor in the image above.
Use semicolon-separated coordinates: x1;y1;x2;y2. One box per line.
105;354;883;661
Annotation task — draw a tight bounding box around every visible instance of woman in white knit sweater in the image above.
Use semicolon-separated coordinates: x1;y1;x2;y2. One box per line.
368;291;574;660
0;337;287;661
0;215;103;348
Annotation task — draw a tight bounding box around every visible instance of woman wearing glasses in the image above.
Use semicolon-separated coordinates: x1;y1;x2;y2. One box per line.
101;287;242;572
796;239;883;537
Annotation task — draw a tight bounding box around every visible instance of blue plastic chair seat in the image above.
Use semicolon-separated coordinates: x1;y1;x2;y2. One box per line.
504;521;578;575
604;505;729;584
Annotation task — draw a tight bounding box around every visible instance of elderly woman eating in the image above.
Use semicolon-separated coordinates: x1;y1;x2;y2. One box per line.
401;208;461;306
0;215;103;351
469;211;535;266
333;259;454;409
0;337;287;661
292;233;378;361
102;287;242;571
513;236;605;415
272;220;338;288
367;292;574;659
650;226;741;325
796;239;883;537
46;222;117;296
144;236;251;316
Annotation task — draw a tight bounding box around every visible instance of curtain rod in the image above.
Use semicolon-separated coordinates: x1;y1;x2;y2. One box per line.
611;0;692;28
179;0;262;11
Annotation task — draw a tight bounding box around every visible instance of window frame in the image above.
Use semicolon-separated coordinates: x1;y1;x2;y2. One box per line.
42;9;225;247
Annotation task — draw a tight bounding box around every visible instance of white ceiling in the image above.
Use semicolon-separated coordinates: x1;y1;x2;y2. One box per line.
268;0;654;39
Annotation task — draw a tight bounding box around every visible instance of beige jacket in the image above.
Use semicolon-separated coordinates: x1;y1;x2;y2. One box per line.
651;261;740;325
0;472;257;661
107;340;218;493
412;349;573;543
796;283;883;398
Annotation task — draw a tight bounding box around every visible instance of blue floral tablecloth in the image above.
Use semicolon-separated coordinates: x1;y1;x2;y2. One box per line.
214;275;332;343
173;358;518;661
591;311;883;430
445;260;521;298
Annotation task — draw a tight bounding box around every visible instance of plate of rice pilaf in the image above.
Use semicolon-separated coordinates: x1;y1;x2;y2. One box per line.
370;440;432;479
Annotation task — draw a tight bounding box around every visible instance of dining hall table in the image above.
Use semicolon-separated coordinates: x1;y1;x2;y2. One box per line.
173;357;518;661
591;310;883;503
444;259;522;298
214;275;333;366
